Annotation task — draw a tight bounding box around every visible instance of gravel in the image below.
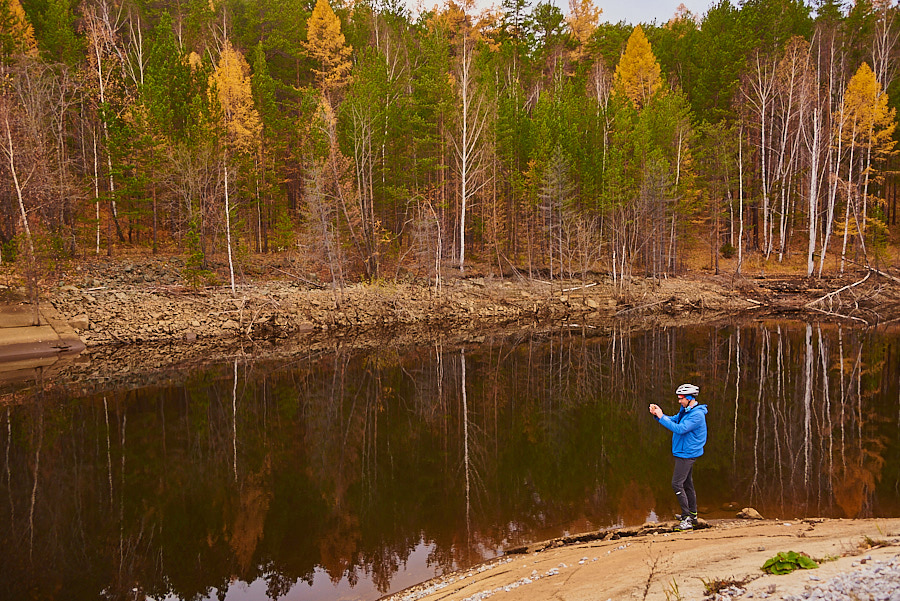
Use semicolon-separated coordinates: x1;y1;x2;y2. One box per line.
779;554;900;601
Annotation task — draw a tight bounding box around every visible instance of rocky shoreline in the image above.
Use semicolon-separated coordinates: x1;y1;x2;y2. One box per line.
2;255;899;397
41;255;900;348
38;253;751;345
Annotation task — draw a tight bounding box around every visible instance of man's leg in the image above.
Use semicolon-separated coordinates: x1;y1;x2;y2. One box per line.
683;462;697;515
671;457;696;517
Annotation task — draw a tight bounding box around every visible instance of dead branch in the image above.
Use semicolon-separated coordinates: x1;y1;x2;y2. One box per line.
804;272;871;307
866;265;900;285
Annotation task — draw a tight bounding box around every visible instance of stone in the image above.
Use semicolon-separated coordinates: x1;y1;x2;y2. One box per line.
184;331;197;342
737;507;764;520
223;319;240;329
68;314;90;331
585;298;599;309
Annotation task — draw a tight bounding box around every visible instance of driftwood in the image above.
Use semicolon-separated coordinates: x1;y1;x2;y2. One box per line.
614;299;667;316
562;282;599;293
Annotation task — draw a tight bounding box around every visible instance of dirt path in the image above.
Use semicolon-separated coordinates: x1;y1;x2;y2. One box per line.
383;518;900;601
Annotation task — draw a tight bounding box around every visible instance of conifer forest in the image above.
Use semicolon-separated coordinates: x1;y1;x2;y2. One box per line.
2;0;900;284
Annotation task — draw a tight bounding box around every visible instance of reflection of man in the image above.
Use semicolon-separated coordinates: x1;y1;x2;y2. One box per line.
648;384;708;531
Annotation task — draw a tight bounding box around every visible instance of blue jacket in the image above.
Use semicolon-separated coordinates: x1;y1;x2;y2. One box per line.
657;404;708;458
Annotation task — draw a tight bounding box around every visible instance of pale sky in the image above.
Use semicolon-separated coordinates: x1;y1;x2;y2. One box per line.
407;0;716;24
595;0;713;24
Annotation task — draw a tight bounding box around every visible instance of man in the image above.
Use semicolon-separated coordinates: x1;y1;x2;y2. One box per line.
648;383;708;531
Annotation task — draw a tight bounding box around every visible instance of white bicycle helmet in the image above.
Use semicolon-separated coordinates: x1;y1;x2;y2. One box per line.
675;383;699;396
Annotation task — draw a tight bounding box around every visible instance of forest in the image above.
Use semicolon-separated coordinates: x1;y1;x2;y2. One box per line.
1;0;899;290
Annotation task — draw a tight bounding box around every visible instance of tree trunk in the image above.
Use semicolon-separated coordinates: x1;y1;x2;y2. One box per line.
806;109;820;276
224;155;236;294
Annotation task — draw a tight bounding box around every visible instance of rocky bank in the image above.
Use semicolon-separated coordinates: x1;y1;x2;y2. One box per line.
382;518;900;601
2;255;899;396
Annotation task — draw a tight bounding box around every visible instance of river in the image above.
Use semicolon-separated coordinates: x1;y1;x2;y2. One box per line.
1;320;898;600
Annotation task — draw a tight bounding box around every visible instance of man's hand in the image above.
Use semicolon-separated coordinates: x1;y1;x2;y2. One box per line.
648;403;663;418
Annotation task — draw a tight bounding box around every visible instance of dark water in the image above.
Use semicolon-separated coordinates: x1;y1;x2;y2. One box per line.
1;321;899;601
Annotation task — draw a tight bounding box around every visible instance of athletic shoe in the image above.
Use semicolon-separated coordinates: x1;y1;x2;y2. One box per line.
675;512;698;525
675;517;694;531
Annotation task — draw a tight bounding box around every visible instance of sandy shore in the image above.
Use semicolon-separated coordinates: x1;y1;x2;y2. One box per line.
383;518;900;601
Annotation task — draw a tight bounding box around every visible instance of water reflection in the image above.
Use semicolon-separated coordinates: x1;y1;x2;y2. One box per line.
1;321;898;601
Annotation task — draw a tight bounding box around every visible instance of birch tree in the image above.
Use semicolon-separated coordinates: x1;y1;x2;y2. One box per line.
0;72;39;322
742;49;777;256
342;50;380;278
451;17;489;272
82;0;128;250
870;0;899;90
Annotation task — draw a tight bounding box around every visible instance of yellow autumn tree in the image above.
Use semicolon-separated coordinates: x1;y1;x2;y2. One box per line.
613;25;663;109
0;0;38;57
567;0;601;48
210;40;261;152
840;62;895;156
305;0;352;94
835;62;896;269
209;40;261;293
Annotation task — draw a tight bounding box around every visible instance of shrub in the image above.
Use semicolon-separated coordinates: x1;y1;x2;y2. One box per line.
761;551;818;575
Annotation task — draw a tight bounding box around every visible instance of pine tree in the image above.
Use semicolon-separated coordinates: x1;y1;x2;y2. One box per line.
30;0;80;64
614;25;663;109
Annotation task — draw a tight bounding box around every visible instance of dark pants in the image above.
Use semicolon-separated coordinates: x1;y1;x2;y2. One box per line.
672;457;697;516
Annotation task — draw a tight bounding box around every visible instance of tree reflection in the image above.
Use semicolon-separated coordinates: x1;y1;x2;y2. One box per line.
0;322;898;600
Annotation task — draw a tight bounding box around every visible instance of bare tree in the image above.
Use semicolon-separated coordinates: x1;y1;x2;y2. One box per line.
82;0;128;250
451;25;490;272
743;50;777;256
1;67;41;324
